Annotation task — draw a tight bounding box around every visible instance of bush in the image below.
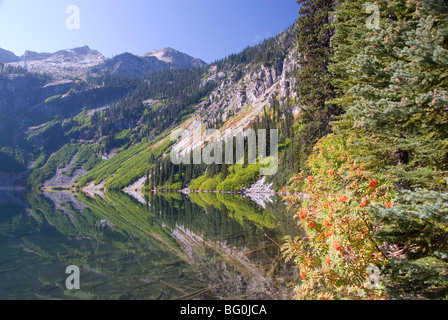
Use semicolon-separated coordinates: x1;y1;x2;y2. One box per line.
282;134;391;300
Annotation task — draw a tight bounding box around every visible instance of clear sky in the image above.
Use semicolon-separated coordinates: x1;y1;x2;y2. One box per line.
0;0;299;63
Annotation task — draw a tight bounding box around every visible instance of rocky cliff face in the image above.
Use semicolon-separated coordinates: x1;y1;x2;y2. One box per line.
171;27;299;154
199;54;298;125
0;76;73;115
198;27;298;125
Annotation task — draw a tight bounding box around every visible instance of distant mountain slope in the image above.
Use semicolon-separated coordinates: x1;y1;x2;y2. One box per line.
0;48;21;63
3;46;207;79
144;47;207;69
91;47;207;77
72;23;300;192
7;46;105;78
90;52;167;77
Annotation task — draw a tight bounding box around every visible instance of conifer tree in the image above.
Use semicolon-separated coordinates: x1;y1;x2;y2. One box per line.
342;0;448;189
330;0;448;297
284;0;448;299
294;0;342;172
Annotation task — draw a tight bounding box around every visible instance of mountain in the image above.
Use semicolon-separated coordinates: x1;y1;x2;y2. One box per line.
39;24;299;191
90;52;168;77
21;51;52;61
91;47;207;77
3;45;207;79
0;22;299;193
6;46;105;78
0;48;21;63
144;47;207;69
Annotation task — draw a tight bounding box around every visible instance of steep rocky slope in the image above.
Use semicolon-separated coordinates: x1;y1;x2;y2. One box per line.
172;26;299;157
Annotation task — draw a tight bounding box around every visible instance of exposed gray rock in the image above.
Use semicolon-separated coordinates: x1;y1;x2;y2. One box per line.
193;27;300;131
7;46;105;79
82;181;106;199
95;219;115;231
43;154;88;188
123;176;147;205
144;47;207;69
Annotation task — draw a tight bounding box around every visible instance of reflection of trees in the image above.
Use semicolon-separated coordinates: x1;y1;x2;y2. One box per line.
171;225;294;300
153;192;296;300
0;190;296;300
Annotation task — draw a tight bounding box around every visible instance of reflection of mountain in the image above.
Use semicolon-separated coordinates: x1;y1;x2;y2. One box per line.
149;192;296;299
0;190;295;300
171;225;292;300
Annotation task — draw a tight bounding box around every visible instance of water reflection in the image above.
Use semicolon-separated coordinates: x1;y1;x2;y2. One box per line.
0;189;297;300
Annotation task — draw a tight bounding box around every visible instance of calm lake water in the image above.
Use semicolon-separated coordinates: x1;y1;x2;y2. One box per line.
0;189;298;300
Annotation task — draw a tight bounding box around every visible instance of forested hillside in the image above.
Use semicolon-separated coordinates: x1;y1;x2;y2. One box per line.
20;22;301;192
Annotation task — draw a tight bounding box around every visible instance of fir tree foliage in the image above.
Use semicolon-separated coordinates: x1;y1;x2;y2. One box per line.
294;0;342;172
284;0;448;300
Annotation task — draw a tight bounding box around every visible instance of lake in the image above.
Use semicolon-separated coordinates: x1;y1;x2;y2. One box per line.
0;189;298;300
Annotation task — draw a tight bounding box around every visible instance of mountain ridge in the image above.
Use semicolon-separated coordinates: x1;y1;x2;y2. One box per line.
1;45;207;78
91;47;207;77
0;47;21;63
6;45;106;78
0;22;299;193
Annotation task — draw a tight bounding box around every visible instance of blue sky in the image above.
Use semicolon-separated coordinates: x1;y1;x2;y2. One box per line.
0;0;299;63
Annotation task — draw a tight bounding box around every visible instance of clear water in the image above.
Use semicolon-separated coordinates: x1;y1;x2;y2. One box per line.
0;189;297;300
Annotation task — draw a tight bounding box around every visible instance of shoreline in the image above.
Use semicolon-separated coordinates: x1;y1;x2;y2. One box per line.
39;186;300;196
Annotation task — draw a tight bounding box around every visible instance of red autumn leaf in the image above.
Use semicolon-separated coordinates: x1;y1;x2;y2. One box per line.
370;179;378;188
360;200;370;208
333;241;342;251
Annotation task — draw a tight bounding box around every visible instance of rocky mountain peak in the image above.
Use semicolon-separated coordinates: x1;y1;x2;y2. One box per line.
21;50;52;61
6;46;106;78
144;47;207;68
92;47;207;77
0;48;21;63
